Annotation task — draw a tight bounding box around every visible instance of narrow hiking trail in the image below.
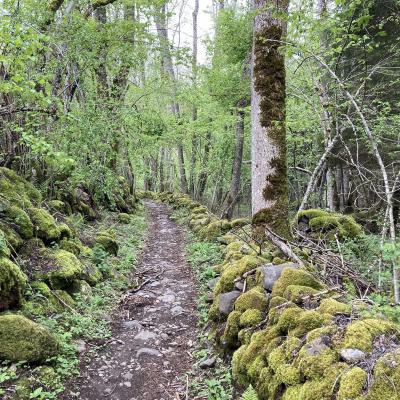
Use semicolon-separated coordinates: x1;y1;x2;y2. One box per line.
62;201;199;400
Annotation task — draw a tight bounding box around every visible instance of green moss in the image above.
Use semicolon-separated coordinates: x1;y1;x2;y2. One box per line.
191;206;208;215
297;209;363;239
0;167;41;208
4;206;34;239
290;310;325;337
247;355;266;382
0;222;23;250
296;342;338;379
0;229;10;257
48;199;71;215
118;213;131;224
317;298;351;315
215;255;264;294
37;249;83;289
272;268;323;297
0;257;27;311
58;223;72;239
337;367;366;400
342;318;400;352
95;230;118;255
306;326;337;343
222;311;242;348
231;218;250;228
240;309;264;327
198;220;232;241
58;238;82;256
268;297;299;325
81;263;102;285
365;350;400;400
28;207;61;242
275;364;302;386
0;314;58;362
268;337;302;371
283;285;319;303
232;345;249;386
235;287;268;313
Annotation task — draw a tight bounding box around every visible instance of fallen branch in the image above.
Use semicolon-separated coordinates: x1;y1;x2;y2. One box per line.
130;268;165;293
264;227;304;266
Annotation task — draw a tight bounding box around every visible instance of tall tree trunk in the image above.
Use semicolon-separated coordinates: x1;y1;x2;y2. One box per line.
251;0;290;237
155;4;188;193
222;100;246;220
189;0;199;196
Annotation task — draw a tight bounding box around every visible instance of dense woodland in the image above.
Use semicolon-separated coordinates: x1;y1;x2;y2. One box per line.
1;0;400;399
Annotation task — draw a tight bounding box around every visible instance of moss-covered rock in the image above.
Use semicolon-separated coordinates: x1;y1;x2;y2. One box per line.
0;314;58;362
271;268;324;297
3;206;34;239
28;207;61;242
222;311;242;348
48;199;72;215
0;257;27;311
337;367;366;400
95;230;118;256
0;222;23;250
283;285;319;304
240;309;264;327
0;167;41;208
37;249;83;289
235;287;269;312
342;318;400;352
117;213;131;224
58;222;72;239
296;209;363;239
214;255;264;295
317;298;351;315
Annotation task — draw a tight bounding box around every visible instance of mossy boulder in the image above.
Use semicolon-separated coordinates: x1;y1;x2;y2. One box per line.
342;318;400;352
337;367;366;400
235;287;269;312
214;255;264;295
0;314;58;362
283;284;319;304
3;206;34;239
240;309;264;327
37;249;83;289
0;222;23;250
95;230;118;256
271;268;324;297
48;199;72;215
0;167;41;208
28;207;61;242
296;209;363;240
317;298;351;315
117;213;131;224
0;257;28;311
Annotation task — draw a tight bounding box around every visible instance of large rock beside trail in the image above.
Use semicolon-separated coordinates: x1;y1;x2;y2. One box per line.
259;262;299;292
0;257;27;311
0;314;58;362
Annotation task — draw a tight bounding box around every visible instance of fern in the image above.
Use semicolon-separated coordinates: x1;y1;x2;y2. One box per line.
241;385;259;400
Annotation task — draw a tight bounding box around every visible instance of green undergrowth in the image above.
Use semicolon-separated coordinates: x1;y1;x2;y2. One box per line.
1;206;146;399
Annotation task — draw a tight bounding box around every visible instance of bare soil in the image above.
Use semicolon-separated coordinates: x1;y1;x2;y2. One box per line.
62;201;198;400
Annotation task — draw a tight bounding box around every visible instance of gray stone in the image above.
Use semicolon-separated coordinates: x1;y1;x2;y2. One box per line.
234;281;244;291
305;337;330;356
260;262;299;291
122;320;143;329
199;357;216;369
171;305;184;315
159;294;176;303
207;278;219;290
134;330;157;341
218;291;241;315
340;348;366;363
136;348;162;358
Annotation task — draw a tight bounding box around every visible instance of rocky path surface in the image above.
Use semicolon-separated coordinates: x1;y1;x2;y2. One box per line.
62;201;198;400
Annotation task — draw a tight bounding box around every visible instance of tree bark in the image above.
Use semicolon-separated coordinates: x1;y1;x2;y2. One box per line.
251;0;290;237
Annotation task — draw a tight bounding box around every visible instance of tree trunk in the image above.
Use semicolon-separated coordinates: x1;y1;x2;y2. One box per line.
251;0;290;237
155;4;188;193
197;132;212;199
222;100;246;220
189;0;199;196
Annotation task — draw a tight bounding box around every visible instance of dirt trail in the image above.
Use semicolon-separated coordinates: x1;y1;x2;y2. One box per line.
62;201;198;400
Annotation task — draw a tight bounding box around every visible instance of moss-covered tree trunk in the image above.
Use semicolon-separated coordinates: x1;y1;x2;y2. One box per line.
251;0;289;237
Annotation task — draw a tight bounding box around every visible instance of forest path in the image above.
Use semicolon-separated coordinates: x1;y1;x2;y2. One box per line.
62;201;198;400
